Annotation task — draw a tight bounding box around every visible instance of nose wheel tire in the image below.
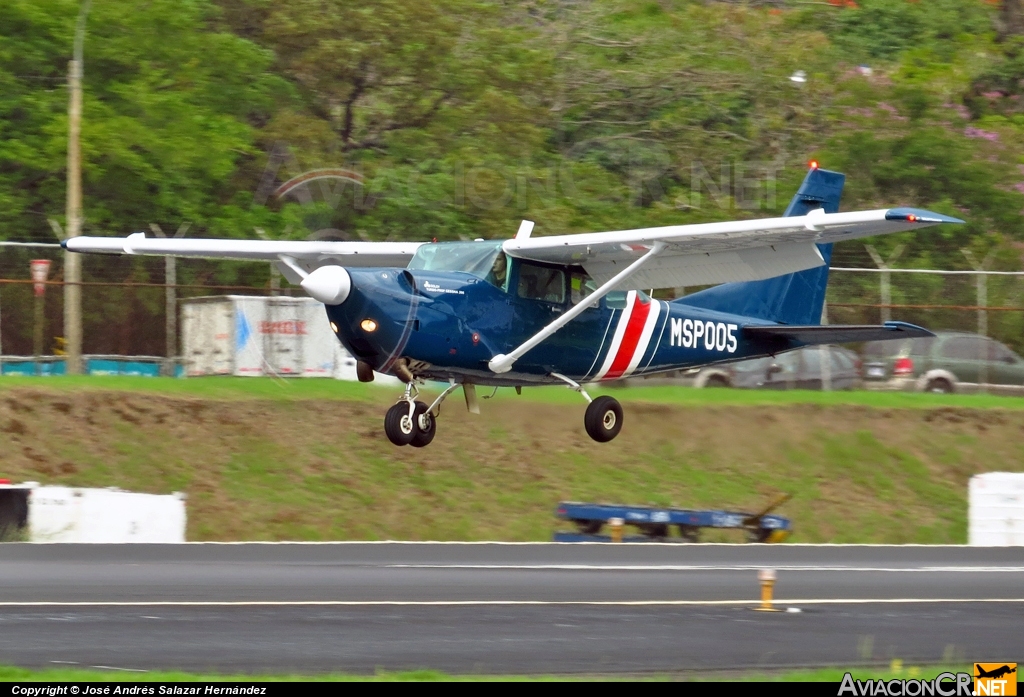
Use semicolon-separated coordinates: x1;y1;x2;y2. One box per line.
384;403;416;446
584;395;623;443
410;401;436;448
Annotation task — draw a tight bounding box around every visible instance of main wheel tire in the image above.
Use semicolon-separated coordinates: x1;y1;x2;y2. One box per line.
584;395;623;442
410;401;436;448
384;402;416;446
926;378;954;394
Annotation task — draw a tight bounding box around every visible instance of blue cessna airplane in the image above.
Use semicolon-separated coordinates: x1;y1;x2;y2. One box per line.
67;165;962;446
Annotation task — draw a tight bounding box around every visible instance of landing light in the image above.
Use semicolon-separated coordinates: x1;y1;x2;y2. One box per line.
330;322;339;333
360;319;378;333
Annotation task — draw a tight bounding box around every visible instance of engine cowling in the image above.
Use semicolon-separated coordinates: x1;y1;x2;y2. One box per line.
300;265;351;305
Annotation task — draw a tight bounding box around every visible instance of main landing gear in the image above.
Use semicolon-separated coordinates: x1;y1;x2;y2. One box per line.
382;376;624;446
550;372;623;443
584;395;623;442
383;381;457;448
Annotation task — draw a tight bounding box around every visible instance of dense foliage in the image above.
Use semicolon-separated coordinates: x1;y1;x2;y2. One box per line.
2;0;1024;354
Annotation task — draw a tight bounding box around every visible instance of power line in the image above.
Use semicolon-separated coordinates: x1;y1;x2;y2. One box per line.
833;267;1024;277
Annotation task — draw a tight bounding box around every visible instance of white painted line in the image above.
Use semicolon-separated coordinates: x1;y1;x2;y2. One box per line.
12;541;1010;547
385;564;1024;572
0;598;1022;607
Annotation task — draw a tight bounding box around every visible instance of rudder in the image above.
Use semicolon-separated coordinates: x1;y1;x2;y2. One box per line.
678;167;845;325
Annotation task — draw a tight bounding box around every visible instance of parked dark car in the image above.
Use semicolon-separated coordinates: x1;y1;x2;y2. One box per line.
688;345;862;390
861;331;1024;394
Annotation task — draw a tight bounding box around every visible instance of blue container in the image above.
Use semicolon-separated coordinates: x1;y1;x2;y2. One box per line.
85;359;161;376
1;360;66;376
0;357;168;377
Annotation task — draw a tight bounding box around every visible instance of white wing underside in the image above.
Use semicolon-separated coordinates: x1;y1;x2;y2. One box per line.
63;235;424;280
503;208;936;289
65;207;951;291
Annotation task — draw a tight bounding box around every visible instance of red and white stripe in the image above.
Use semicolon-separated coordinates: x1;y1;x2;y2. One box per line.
593;291;662;381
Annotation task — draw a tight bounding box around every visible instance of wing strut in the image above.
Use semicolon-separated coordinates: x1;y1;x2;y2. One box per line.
488;243;665;374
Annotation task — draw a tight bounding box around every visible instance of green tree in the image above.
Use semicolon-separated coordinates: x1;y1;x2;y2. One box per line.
0;0;289;242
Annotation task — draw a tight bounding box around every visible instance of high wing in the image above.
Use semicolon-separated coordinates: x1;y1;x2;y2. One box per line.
503;207;963;290
63;233;423;282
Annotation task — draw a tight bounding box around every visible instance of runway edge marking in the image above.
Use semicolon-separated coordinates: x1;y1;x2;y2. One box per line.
383;564;1024;572
2;598;1024;607
8;541;994;547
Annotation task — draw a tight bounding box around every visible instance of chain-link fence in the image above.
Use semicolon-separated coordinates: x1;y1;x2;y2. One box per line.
0;247;1022;371
0;248;292;365
827;268;1024;356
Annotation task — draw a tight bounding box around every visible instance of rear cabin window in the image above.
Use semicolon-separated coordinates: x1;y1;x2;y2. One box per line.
862;339;909;358
832;351;855;372
517;263;566;304
988;340;1018;362
803;348;821;373
605;291;627;309
940;337;987;360
909;337;937;356
775;351;802;374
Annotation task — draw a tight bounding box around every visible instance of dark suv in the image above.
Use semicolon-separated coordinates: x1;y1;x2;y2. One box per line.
861;331;1024;394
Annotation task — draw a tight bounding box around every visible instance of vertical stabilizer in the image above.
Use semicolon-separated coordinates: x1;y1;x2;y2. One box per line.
678;166;845;325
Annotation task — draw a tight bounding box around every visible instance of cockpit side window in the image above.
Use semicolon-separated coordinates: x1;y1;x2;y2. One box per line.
408;241;504;280
485;252;511;291
517;262;566;304
569;269;596;305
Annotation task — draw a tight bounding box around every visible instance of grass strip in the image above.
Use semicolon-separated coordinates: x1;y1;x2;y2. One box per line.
1;375;1022;410
0;664;973;682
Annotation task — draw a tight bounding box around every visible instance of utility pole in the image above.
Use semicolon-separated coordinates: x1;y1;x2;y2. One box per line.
963;248;998;391
151;223;190;376
865;244;905;323
819;301;831;391
64;0;92;375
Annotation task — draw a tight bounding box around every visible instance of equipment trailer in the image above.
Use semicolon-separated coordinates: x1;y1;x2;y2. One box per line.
554;496;791;543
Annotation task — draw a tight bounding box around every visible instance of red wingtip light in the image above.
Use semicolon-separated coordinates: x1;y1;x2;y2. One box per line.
809;160;819;170
907;214;917;222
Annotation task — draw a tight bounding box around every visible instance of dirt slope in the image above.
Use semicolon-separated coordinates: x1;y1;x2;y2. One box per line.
0;388;1020;542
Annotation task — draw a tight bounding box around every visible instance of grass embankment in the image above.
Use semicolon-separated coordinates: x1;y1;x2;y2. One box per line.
0;664;972;682
0;377;1021;543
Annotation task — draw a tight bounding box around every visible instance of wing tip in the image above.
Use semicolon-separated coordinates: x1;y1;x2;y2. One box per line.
885;207;965;225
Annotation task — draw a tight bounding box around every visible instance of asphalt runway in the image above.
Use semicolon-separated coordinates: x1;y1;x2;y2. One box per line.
0;543;1021;674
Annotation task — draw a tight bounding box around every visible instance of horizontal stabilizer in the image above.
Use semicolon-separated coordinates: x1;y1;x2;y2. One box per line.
745;321;933;346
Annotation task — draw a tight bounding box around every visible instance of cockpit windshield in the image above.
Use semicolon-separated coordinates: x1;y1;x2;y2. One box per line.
408;241;504;281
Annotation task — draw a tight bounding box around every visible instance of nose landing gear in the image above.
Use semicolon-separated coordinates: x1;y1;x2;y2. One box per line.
410;402;435;448
383;402;417;446
383;381;457;447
